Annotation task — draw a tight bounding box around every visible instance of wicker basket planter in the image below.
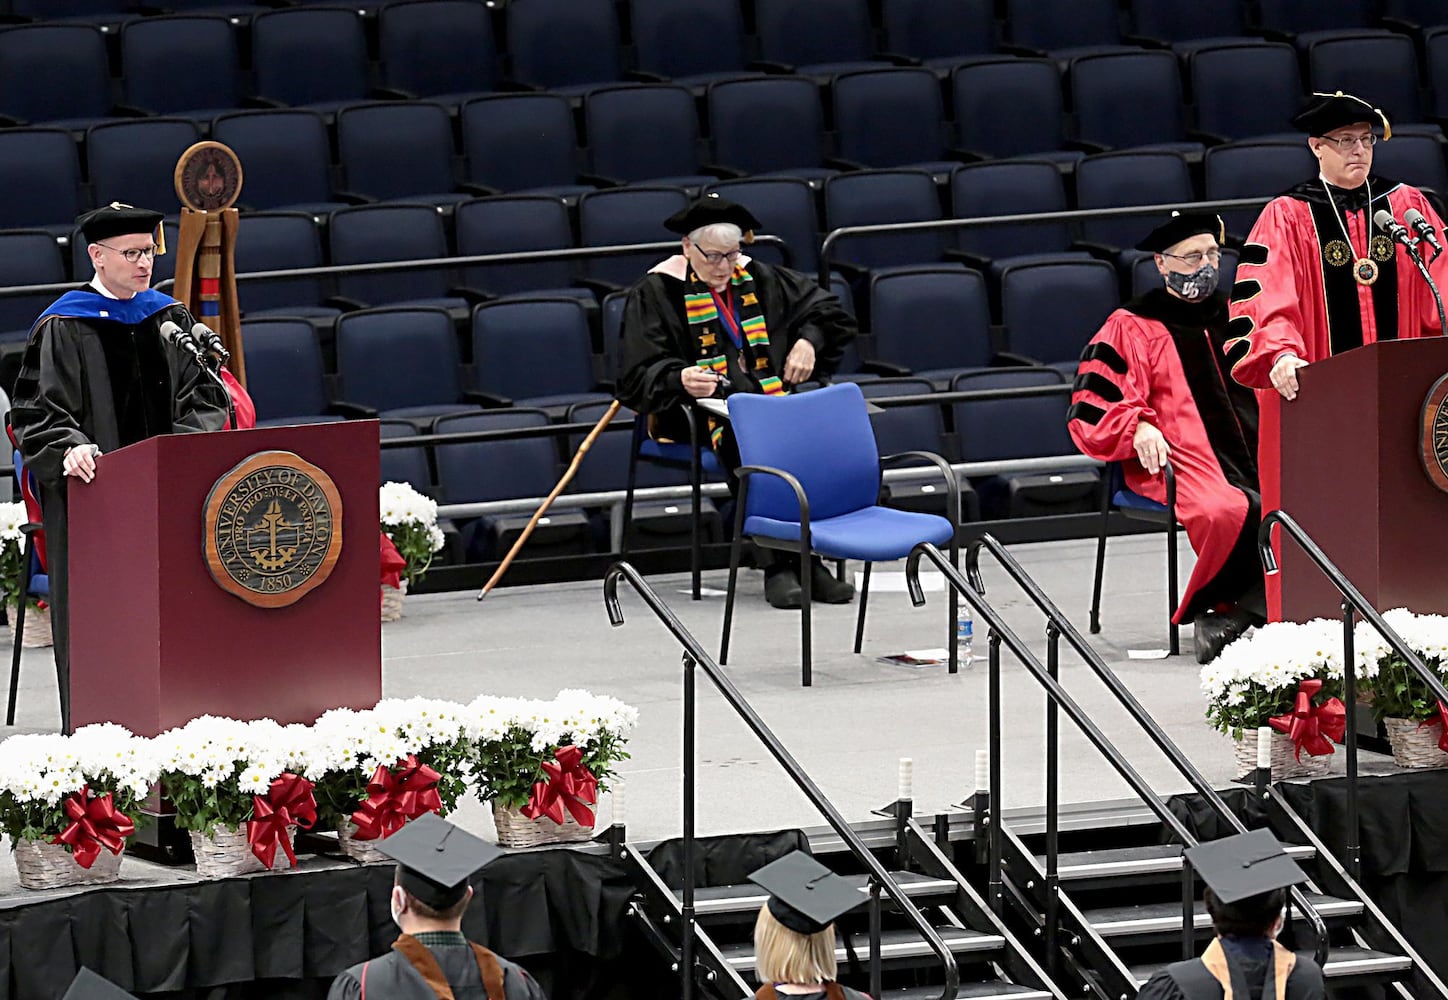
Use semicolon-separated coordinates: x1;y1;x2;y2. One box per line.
13;838;122;889
492;802;593;848
1383;717;1448;769
6;602;52;648
337;820;389;863
1231;730;1331;780
380;582;406;622
190;825;293;878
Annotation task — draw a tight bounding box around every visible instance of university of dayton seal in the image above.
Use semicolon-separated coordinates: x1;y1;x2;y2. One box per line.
204;451;343;608
1420;373;1448;494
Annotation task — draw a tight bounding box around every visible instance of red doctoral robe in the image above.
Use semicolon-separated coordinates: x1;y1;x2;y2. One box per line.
1069;290;1261;624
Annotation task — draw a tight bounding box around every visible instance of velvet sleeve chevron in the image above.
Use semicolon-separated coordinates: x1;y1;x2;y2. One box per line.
1066;312;1157;464
1226;197;1310;389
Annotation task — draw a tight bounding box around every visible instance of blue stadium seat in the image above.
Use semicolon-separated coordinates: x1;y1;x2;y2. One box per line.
753;0;890;76
583;85;716;189
629;0;755;86
1071;51;1202;155
505;0;624;96
121;15;243;118
1130;247;1239;299
234;212;339;320
823;170;950;277
86;119;204;214
858;378;977;518
1256;0;1380;47
336;102;473;206
0;233;68;347
867;266;995;381
334;307;482;424
1385;0;1448;32
379;420;433;494
950;160;1074;263
951;58;1082;165
576;186;691;290
240;318;343;426
1203;141;1317;237
459;94;591;198
703;177;820;273
212;109;348;216
706;77;834;183
1308;33;1433;132
8;0;133;30
1429;28;1448;119
880;0;994;70
378;0;498;104
1005;0;1128;59
1191;42;1303;141
328;204;467;311
471;298;608;409
1075;150;1196;251
998;258;1120;370
1372;135;1448;202
0;24;113;128
1130;0;1253;51
251;7;372;112
832;68;960;175
0;129;84;235
454;195;584;301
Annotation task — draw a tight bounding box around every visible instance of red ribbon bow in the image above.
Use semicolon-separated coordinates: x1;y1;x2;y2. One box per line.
1417;701;1448;753
349;756;444;841
247;773;317;869
52;785;134;869
521;745;598;827
1268;678;1347;760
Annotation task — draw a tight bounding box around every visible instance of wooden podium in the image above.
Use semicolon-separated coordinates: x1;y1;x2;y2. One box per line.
1264;338;1448;621
66;421;382;736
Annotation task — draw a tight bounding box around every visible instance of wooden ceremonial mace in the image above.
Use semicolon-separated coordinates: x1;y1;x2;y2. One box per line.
476;400;622;601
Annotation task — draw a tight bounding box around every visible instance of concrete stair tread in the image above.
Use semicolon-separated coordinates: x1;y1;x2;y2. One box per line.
1084;892;1361;937
682;870;956;916
1040;842;1315;881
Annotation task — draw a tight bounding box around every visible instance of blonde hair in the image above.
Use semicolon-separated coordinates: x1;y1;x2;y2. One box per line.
752;904;838;986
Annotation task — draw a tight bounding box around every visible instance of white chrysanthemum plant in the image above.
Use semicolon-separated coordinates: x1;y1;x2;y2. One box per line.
0;723;158;865
1201;618;1346;741
379;482;446;588
1352;608;1448;725
0;500;37;613
466;690;639;822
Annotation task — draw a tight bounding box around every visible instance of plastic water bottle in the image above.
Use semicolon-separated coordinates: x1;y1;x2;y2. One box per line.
956;612;974;664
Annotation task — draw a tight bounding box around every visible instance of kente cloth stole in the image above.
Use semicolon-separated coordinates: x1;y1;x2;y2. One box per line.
1201;938;1297;1000
686;266;784;449
385;933;506;1000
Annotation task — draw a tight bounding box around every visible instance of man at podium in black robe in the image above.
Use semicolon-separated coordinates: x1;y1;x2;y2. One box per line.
9;203;229;733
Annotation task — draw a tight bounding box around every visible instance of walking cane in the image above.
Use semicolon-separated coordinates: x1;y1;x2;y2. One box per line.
476;400;622;601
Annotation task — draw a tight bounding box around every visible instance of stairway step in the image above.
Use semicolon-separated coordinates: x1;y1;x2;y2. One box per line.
1085;892;1360;938
682;869;957;917
1130;946;1413;985
881;982;1054;1000
1039;842;1315;882
720;926;1006;972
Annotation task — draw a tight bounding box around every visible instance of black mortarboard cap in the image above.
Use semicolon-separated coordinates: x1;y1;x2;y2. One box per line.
76;203;165;247
1185;829;1306;905
62;968;136;1000
1136;211;1226;253
1292;91;1392;140
375;812;504;910
663;194;764;238
749;850;861;935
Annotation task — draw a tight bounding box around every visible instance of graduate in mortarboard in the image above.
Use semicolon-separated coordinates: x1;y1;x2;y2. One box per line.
327;813;548;1000
617;194;858;610
1069;213;1263;663
9;203;229;732
1136;830;1325;1000
747;850;874;1000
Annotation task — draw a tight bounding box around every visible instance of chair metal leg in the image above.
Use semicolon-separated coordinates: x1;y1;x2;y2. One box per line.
853;562;872;654
719;483;749;665
1090;475;1111;634
5;579;25;726
1167;516;1181;656
799;541;812;688
688;427;702;602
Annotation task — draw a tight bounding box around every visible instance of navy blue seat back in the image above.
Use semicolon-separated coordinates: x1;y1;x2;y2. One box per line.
12;0;128;16
434;409;559;502
1000;260;1119;367
241;318;332;422
472;298;596;401
704;177;819;272
378;0;498;99
1192;43;1302;140
833;68;947;169
1076;151;1196;250
754;0;878;71
379;420;432;493
0;129;83;231
1430;28;1448;120
0;24;111;124
858;378;947;460
600;291;629;384
1373;135;1448;202
122;16;241;115
337;102;457;202
329;205;454;304
336;308;465;412
0;233;67;339
577;186;691;288
1204;142;1318;236
952;367;1072;461
585;85;704;184
1308;35;1424;125
1072;51;1189;149
235;212;331;315
1257;0;1375;36
455;195;577;296
881;0;993;64
86;118;204;212
952;59;1067;159
1132;0;1246;44
951;160;1071;259
251;7;369;107
1386;0;1448;29
1007;0;1120;51
506;0;622;91
460;94;581;193
869;267;992;373
707;77;827;177
630;0;748;81
824;170;946;273
213;110;337;211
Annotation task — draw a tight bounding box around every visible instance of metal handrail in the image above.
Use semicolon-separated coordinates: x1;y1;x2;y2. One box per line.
903;541;1330;969
961;533;1331;966
604;561;960;1000
1260;510;1448;885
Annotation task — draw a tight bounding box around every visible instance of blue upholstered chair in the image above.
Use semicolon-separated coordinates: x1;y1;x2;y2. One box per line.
719;382;960;686
7;448;52;727
1089;460;1179;655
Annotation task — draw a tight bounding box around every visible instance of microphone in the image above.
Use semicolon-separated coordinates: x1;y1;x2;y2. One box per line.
1374;209;1415;249
1404;208;1444;257
159;319;206;363
190;321;230;365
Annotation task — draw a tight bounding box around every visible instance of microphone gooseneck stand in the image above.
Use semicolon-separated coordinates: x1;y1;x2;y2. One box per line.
1406;236;1447;341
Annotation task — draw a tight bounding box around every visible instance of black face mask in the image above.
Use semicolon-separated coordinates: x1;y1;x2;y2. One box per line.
1165;262;1219;301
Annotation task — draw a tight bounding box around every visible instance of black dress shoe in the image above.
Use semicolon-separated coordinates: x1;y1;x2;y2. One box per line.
765;568;802;609
1193;612;1244;664
809;559;855;604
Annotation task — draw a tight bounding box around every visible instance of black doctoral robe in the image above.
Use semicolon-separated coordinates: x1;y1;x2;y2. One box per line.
327;936;548;1000
8;286;229;731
